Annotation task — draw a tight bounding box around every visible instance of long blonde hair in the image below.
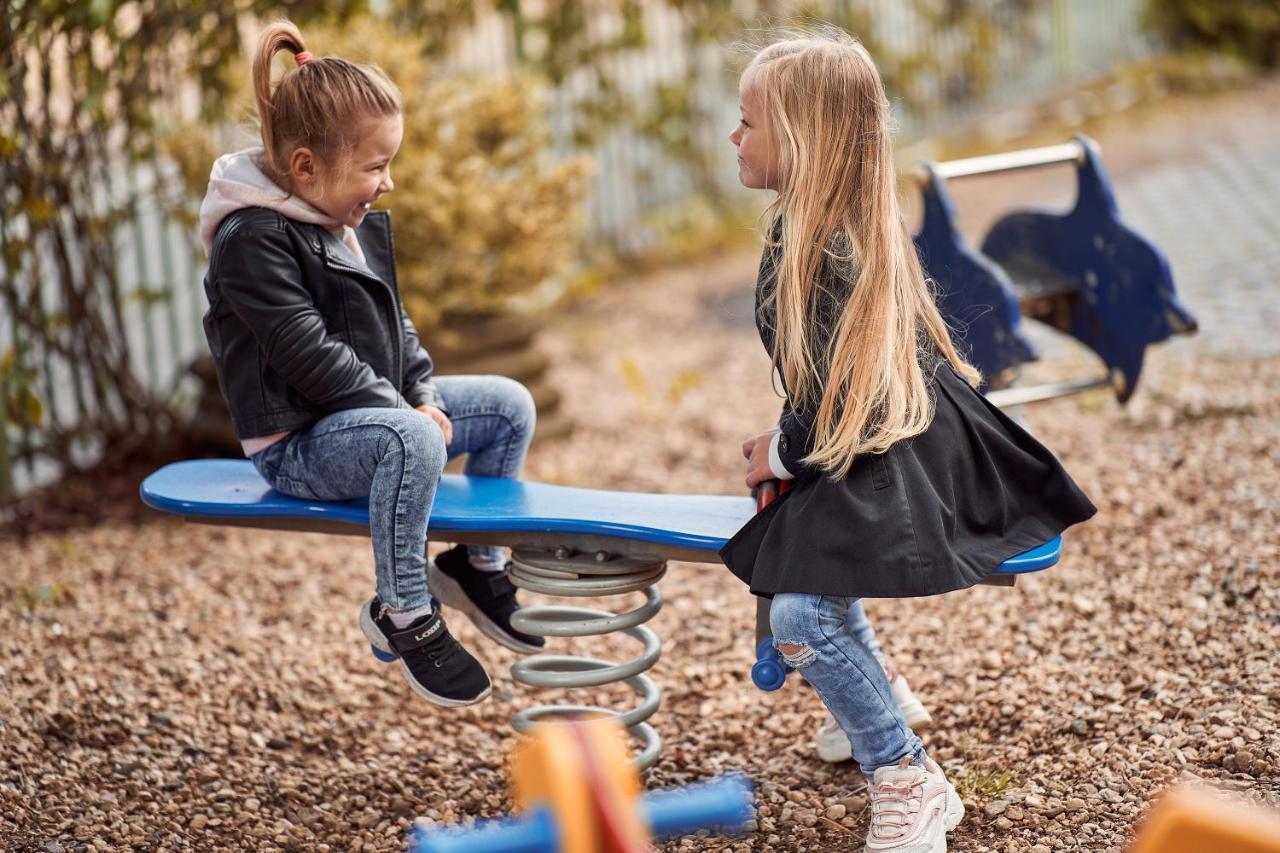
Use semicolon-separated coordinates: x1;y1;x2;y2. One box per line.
252;20;401;181
746;30;980;479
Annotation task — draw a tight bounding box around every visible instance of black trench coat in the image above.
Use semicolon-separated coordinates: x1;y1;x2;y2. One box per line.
719;246;1097;599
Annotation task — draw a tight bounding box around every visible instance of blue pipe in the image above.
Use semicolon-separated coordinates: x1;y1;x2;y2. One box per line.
412;774;755;853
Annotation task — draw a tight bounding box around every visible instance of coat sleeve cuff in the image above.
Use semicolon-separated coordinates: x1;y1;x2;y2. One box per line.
768;430;795;480
407;381;448;414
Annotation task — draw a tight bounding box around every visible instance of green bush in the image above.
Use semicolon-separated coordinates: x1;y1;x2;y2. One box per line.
1146;0;1280;68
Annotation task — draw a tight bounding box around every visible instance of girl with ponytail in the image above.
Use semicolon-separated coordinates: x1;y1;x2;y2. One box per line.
720;29;1096;852
198;21;546;712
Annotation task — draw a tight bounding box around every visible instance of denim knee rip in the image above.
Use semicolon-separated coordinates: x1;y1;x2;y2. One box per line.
774;640;818;668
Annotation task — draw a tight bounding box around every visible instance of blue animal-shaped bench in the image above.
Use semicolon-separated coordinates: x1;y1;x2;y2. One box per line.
916;135;1197;405
141;459;1060;767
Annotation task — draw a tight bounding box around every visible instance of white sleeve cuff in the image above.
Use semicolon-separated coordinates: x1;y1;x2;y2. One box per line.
767;430;795;480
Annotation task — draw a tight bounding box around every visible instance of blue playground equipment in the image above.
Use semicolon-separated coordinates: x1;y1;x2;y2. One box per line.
413;716;753;853
414;774;755;853
915;135;1197;405
140;460;1054;770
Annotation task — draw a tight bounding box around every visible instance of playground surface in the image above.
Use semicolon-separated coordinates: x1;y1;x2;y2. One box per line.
3;79;1279;851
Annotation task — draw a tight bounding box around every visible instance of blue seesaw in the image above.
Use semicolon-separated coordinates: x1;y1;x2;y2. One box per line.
916;135;1197;405
140;460;1055;770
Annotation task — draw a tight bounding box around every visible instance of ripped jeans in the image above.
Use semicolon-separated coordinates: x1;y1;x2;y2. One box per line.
770;593;925;779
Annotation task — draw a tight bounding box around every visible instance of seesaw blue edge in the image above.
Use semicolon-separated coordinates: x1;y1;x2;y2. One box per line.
140;460;1059;574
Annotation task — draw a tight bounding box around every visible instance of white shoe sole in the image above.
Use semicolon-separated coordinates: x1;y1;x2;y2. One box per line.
944;783;964;832
358;599;492;708
427;561;544;654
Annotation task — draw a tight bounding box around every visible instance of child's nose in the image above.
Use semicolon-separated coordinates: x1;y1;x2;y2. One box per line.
729;127;740;145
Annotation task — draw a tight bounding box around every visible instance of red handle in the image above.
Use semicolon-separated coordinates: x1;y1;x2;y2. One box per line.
755;479;790;512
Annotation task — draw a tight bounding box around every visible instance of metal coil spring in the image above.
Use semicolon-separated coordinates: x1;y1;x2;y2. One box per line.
506;547;667;769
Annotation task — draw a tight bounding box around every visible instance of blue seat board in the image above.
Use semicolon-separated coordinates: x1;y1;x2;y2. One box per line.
140;460;1059;574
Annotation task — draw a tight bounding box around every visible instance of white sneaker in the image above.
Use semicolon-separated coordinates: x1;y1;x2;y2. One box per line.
890;672;934;731
815;671;933;763
864;756;963;853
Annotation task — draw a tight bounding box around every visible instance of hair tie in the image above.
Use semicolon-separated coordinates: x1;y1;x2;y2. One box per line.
295;51;313;66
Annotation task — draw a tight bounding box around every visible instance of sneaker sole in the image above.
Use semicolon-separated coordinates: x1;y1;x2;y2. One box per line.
427;561;545;655
358;600;493;708
944;783;964;832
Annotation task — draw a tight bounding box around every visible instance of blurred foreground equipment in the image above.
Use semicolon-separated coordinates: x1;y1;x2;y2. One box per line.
412;717;755;853
1129;785;1280;853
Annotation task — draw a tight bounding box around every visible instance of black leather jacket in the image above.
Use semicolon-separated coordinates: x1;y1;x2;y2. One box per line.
202;207;444;441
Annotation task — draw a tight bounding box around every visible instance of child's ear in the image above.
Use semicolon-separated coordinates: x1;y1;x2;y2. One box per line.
288;147;318;187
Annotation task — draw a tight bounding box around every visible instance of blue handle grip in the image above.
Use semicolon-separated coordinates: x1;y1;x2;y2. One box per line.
642;774;755;838
412;775;755;852
750;637;791;691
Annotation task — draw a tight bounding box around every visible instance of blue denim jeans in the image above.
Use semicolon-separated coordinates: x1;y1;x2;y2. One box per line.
249;375;535;611
843;599;883;659
770;593;924;778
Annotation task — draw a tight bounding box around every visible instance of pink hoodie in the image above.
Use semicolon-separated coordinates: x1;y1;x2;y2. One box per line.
198;147;366;264
197;147;367;456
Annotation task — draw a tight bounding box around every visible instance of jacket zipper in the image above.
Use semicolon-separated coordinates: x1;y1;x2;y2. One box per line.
320;243;404;393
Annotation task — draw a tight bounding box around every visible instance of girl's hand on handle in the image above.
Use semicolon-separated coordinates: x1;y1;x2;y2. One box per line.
744;432;775;489
415;404;453;446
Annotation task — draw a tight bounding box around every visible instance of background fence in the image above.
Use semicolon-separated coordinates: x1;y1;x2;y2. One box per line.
0;0;1154;500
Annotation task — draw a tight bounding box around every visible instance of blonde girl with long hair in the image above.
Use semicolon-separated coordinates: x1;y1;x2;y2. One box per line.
720;30;1096;852
198;21;547;711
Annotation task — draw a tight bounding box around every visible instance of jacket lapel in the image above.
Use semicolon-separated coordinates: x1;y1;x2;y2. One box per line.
317;211;397;292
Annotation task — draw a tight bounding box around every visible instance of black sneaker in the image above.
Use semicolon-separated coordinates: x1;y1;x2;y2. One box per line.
427;545;546;654
359;597;492;707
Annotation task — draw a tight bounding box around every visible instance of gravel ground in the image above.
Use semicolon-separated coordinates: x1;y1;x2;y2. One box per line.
4;86;1280;851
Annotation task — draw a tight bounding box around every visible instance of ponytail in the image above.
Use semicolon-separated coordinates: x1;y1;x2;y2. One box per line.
249;20;401;180
253;21;307;172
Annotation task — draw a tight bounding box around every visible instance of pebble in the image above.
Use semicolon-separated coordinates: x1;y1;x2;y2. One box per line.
1070;718;1089;736
825;804;846;820
1066;797;1087;812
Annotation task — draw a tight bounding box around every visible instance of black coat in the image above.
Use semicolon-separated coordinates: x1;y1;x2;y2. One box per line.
203;208;443;441
719;246;1097;598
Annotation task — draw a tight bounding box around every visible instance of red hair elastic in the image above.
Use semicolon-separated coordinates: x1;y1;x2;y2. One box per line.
294;51;313;66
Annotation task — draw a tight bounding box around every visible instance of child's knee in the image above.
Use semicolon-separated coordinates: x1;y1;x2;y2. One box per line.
497;377;536;433
768;592;822;647
390;413;446;467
